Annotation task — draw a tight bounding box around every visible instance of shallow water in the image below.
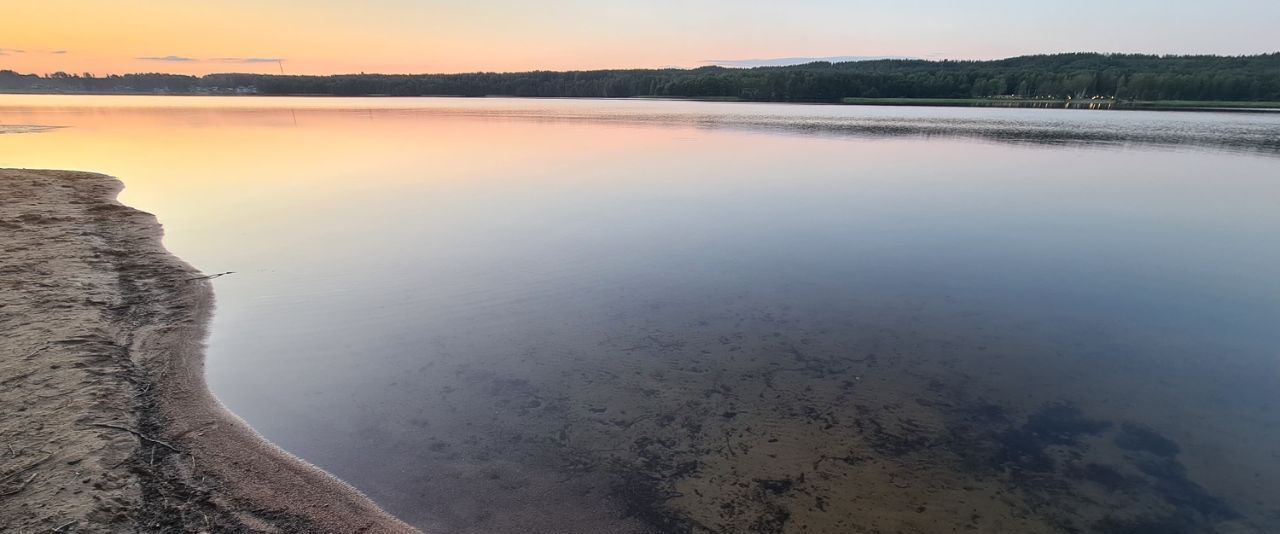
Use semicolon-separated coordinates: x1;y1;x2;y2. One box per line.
3;95;1280;533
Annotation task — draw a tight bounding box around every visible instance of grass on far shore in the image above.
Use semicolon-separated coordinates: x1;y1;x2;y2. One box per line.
838;97;1280;111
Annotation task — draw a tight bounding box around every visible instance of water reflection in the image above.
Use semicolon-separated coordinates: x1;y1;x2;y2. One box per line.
5;95;1280;156
2;96;1279;533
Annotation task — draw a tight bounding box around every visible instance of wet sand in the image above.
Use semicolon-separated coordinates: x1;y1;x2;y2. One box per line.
0;169;415;533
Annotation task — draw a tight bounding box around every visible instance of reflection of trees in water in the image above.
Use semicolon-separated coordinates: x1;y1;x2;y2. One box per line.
345;107;1280;157
683;115;1280;157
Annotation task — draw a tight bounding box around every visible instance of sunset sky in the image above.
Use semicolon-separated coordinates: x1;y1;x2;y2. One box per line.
3;0;1278;76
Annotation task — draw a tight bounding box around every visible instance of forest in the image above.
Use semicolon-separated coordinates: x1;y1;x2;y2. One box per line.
3;53;1278;102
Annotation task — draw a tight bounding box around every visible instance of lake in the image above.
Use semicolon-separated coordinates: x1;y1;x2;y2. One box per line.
3;95;1279;533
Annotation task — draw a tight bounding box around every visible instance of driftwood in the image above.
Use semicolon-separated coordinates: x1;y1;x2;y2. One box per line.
0;453;52;483
88;423;181;453
185;271;234;282
0;473;38;496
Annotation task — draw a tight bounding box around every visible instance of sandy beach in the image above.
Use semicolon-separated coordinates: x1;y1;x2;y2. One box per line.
0;169;416;533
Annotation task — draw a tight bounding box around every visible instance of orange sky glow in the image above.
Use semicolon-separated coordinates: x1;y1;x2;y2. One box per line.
3;0;1278;76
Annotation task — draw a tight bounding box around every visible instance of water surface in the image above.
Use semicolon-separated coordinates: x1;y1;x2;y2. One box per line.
3;95;1280;533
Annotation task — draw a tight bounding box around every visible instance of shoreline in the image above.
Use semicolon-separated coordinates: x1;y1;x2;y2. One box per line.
2;91;1278;113
0;169;416;533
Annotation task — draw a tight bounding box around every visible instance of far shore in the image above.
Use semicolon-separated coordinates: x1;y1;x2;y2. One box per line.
0;169;417;533
2;90;1278;113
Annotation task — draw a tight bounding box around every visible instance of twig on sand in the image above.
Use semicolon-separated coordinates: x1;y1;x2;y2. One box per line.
0;453;52;483
53;520;77;532
88;423;181;453
0;473;38;496
185;271;234;282
22;345;49;360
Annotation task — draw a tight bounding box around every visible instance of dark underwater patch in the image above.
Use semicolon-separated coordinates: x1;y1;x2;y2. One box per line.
992;403;1112;472
1094;514;1193;534
1116;423;1181;458
934;399;1239;532
1136;457;1237;521
1066;462;1133;492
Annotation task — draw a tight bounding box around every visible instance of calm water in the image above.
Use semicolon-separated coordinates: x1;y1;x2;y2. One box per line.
3;95;1280;533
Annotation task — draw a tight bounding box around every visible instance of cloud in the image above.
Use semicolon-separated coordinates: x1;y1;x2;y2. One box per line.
704;56;917;68
137;55;197;62
1;48;67;55
132;55;283;65
212;57;283;64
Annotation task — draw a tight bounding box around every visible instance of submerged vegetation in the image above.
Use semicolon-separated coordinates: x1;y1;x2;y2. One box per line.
2;53;1279;103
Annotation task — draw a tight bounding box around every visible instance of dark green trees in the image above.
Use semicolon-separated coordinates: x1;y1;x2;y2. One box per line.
3;53;1278;102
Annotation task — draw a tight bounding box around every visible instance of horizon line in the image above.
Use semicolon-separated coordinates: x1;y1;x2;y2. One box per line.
5;50;1279;78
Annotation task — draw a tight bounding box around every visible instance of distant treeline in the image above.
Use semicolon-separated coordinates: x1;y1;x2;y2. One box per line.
3;53;1279;102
